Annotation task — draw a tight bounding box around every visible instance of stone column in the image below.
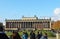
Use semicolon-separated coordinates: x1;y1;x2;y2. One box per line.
24;22;26;28
22;22;24;28
10;22;11;28
30;22;31;28
18;22;19;28
20;23;21;29
9;22;10;28
16;22;17;28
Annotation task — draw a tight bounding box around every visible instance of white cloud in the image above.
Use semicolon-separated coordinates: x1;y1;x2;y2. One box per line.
52;8;60;21
51;17;60;21
54;8;60;15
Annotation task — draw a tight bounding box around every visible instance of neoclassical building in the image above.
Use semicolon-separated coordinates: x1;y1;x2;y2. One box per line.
5;16;51;31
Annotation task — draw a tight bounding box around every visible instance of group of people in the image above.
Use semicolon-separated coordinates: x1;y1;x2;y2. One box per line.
0;26;48;39
9;31;48;39
8;31;48;39
22;31;48;39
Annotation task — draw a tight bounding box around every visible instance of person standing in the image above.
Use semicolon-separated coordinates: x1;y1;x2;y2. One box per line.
0;26;9;39
40;33;48;39
22;32;28;39
37;32;42;39
11;31;21;39
25;32;28;39
30;31;36;39
44;33;48;39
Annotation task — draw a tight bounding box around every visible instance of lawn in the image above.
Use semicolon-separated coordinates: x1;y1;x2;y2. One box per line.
5;30;56;37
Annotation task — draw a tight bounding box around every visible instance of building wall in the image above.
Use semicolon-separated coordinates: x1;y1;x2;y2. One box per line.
5;17;51;31
6;21;51;30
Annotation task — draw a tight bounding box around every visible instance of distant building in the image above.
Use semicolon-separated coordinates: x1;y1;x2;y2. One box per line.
5;16;51;31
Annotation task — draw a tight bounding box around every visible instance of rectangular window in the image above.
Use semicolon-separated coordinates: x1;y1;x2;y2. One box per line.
43;22;49;28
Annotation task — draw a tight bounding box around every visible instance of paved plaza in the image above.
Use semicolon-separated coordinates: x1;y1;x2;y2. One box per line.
28;37;59;39
44;34;60;39
48;37;56;39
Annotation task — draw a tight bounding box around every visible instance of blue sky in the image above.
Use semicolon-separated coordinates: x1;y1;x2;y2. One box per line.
0;0;60;22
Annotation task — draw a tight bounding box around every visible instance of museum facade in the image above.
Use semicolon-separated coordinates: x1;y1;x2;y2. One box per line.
5;16;51;31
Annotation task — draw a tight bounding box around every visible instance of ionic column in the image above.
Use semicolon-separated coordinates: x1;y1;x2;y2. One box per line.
30;22;31;28
16;22;17;28
20;23;21;29
23;22;25;28
22;22;23;28
25;22;26;28
24;22;26;28
9;22;10;28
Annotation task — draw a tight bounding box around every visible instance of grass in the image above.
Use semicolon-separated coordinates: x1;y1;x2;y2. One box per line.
5;30;56;37
6;31;12;36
